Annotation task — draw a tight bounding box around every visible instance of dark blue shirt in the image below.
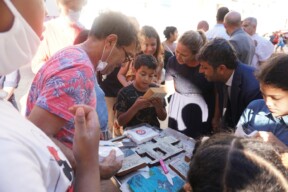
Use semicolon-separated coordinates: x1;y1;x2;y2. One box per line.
238;99;288;146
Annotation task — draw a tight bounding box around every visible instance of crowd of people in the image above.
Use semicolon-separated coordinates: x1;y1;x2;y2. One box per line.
1;0;287;191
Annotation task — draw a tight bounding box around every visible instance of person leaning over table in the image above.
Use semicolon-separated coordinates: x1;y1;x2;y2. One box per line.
198;38;262;130
165;30;215;139
235;53;288;151
26;10;139;179
0;0;100;191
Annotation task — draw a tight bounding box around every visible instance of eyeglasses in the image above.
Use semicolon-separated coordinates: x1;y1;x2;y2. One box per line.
122;47;133;63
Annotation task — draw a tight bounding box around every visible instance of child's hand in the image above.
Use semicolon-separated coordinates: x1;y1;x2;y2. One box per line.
256;131;287;152
134;96;152;110
149;97;163;109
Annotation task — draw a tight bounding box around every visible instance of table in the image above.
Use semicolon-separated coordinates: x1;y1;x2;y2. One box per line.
111;125;196;192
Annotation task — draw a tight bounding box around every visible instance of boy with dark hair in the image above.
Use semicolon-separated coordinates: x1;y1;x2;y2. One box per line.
115;54;167;128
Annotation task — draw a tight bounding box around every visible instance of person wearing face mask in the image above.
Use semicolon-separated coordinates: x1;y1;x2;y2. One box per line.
31;0;87;74
26;11;139;180
0;0;101;191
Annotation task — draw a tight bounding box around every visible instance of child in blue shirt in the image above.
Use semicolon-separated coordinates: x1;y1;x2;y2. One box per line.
236;54;288;151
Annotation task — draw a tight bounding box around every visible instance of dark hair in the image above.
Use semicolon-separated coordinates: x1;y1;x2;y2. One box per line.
255;53;288;91
140;25;162;61
187;134;288;192
89;11;139;47
163;26;177;39
178;30;207;61
134;54;157;70
197;38;238;69
216;7;229;22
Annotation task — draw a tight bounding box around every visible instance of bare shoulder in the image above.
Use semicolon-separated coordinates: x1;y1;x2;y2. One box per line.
0;0;44;36
0;0;13;32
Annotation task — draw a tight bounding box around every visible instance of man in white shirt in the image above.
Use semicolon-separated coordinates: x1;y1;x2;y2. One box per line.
242;17;274;68
206;7;230;40
0;0;100;191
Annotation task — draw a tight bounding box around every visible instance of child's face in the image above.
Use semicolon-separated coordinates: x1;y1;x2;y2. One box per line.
134;65;155;90
141;37;157;56
260;83;288;117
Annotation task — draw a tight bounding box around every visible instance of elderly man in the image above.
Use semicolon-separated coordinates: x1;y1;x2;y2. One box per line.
242;17;274;68
224;11;255;65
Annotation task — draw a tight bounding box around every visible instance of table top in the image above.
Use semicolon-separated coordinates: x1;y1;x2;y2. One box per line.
110;125;196;192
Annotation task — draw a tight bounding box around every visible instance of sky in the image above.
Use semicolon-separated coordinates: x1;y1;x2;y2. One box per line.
45;0;288;41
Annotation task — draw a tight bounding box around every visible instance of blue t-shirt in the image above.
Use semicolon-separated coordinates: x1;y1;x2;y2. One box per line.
238;99;288;146
95;84;108;132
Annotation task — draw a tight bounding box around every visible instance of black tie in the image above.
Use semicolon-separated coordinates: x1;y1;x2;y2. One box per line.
223;85;229;109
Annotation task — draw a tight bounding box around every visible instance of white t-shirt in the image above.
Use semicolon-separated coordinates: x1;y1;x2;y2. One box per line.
206;24;230;40
251;33;274;68
0;99;73;192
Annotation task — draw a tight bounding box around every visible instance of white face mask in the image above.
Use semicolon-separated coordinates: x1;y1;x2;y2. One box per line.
67;9;81;22
96;43;115;72
0;0;41;75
